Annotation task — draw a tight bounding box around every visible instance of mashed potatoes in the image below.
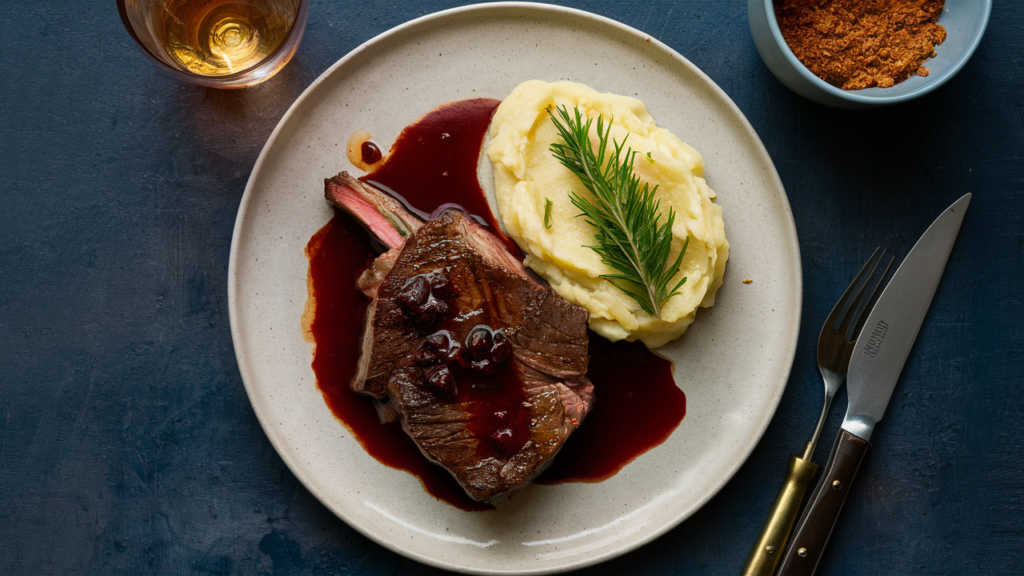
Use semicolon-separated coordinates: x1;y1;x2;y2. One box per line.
487;80;728;348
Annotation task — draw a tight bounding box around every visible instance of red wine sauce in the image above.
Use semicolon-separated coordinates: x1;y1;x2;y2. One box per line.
305;98;685;510
536;335;684;483
361;98;522;257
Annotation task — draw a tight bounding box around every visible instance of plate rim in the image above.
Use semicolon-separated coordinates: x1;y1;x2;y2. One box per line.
228;2;803;573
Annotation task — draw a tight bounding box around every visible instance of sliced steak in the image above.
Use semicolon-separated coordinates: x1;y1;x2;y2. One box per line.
324;172;594;501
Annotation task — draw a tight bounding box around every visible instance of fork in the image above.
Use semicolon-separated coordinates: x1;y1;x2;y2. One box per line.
740;248;893;576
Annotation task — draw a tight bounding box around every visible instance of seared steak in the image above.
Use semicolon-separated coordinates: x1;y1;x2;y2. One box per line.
325;172;594;501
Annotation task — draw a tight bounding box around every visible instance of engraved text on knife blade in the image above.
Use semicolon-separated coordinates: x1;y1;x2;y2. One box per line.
862;320;889;358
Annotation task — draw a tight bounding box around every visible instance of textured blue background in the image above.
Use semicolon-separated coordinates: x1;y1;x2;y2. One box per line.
1;1;1021;574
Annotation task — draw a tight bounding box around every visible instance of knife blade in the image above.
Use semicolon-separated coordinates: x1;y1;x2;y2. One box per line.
775;193;971;576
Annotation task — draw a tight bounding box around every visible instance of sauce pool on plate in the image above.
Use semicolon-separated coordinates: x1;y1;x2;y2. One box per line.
305;98;685;510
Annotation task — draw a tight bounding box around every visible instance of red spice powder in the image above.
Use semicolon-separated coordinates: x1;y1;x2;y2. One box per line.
774;0;947;90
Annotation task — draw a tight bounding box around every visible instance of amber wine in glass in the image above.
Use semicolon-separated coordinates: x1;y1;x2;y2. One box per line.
119;0;308;88
157;0;297;75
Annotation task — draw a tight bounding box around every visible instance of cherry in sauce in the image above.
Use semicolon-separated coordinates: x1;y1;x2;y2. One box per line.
305;98;685;510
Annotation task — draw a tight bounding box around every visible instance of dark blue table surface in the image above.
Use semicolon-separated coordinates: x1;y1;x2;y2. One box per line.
2;1;1022;574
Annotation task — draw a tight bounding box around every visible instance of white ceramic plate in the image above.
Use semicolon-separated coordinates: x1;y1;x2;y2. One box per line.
228;3;801;574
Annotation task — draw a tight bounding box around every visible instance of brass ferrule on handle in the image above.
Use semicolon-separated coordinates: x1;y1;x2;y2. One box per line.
740;455;818;576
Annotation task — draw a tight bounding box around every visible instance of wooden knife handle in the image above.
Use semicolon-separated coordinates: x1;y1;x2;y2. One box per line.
740;455;818;576
775;429;870;576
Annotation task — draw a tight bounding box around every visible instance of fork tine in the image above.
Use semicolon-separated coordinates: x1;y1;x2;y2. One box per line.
835;249;886;337
844;253;894;341
825;247;882;333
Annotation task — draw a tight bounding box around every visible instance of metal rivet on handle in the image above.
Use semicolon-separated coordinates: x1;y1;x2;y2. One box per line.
832;480;843;490
765;546;775;555
798;548;808;558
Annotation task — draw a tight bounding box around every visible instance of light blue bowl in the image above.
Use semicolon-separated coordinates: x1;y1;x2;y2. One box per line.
748;0;991;109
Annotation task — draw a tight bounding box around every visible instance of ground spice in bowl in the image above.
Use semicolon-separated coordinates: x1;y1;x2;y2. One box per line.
774;0;947;90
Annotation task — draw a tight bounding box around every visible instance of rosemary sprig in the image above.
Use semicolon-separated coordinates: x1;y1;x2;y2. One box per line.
548;105;688;318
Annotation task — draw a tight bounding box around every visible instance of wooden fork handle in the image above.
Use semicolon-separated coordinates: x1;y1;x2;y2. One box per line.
775;430;870;576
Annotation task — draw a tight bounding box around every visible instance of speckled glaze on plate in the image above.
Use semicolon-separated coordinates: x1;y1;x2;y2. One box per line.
228;3;801;574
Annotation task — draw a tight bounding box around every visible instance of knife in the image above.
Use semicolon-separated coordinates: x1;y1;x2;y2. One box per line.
775;193;971;576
